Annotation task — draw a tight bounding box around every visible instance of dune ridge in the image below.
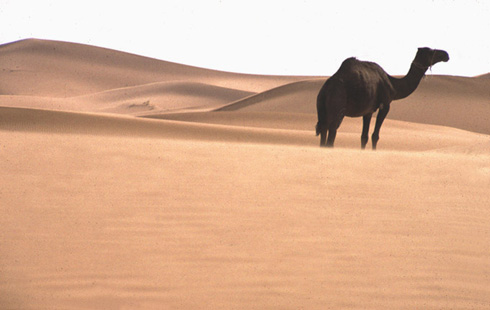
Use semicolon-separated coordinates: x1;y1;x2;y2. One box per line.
78;81;256;114
1;38;489;310
215;79;323;113
0;38;306;97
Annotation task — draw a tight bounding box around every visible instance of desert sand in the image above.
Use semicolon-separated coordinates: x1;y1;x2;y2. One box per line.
1;39;489;309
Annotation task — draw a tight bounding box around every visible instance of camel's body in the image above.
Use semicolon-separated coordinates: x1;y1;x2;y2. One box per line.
316;48;449;149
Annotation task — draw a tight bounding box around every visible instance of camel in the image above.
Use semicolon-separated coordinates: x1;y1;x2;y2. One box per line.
316;47;449;149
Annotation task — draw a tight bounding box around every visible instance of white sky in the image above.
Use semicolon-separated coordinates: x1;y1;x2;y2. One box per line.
1;0;489;77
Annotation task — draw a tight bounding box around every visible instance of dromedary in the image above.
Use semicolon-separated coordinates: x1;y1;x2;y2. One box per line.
316;47;449;149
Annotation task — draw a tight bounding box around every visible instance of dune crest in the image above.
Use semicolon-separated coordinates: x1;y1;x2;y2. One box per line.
0;38;306;97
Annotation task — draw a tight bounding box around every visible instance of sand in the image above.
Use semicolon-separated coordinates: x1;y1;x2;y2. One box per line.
1;39;489;309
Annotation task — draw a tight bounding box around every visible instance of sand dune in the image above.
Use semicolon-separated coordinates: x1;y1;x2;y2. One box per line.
214;76;490;135
388;75;490;135
1;39;489;310
215;79;323;113
0;81;255;115
0;39;305;97
0;107;313;146
2;106;487;153
79;81;256;114
476;73;490;79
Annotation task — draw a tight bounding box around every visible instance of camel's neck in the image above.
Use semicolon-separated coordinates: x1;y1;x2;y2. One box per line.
389;63;427;100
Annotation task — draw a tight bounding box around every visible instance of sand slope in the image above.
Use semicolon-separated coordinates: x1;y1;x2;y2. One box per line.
1;39;489;310
79;81;256;115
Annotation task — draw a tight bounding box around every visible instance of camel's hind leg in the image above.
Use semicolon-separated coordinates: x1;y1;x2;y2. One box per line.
361;113;373;149
326;112;345;147
326;128;336;147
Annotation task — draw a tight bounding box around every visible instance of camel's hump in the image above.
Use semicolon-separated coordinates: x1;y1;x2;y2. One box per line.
342;57;358;63
337;57;385;76
340;57;379;68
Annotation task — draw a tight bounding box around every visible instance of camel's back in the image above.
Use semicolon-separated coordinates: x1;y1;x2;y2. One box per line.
334;57;393;97
335;57;389;84
328;57;395;116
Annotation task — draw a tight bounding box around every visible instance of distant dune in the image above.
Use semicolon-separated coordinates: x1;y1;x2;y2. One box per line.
0;39;305;97
79;81;256;115
1;39;489;310
476;72;490;79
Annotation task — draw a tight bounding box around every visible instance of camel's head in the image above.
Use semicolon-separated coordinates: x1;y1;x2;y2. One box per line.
414;47;450;69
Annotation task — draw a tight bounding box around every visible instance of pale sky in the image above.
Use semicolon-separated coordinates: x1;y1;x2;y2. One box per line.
1;0;489;77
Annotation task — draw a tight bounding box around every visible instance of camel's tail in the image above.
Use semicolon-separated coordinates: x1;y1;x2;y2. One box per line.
315;122;322;136
316;84;328;136
316;77;345;136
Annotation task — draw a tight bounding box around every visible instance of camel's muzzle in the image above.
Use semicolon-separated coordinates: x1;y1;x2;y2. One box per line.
439;50;450;62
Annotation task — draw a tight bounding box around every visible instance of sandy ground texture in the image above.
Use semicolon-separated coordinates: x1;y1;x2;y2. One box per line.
1;39;490;309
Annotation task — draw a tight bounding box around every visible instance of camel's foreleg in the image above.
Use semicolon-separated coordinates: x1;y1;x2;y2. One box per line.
320;129;327;147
